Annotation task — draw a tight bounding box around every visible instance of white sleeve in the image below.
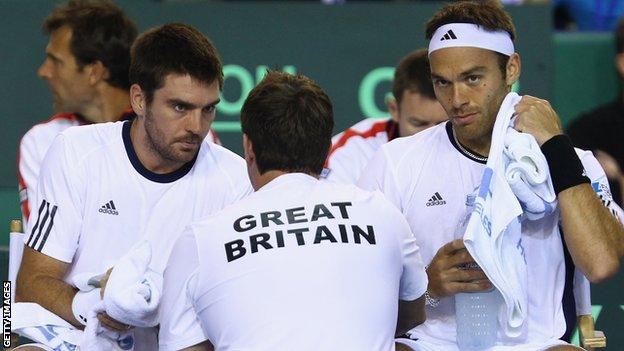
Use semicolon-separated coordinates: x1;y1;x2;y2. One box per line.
325;147;360;184
577;150;624;222
24;134;84;262
18;129;43;229
394;207;428;301
159;229;207;351
357;148;403;211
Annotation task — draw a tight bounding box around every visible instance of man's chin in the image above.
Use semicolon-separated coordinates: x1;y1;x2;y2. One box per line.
172;147;199;163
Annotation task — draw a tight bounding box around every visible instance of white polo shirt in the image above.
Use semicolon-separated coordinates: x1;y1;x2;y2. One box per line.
18;111;220;229
324;118;398;184
159;173;428;351
25;120;251;349
358;122;623;349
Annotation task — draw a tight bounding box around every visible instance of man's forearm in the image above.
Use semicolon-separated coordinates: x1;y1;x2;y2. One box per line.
559;183;624;282
17;274;82;327
396;296;426;337
15;246;82;328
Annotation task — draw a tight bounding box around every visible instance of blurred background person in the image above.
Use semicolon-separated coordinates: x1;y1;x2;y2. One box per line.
568;16;624;206
324;49;447;184
17;0;222;230
17;0;137;228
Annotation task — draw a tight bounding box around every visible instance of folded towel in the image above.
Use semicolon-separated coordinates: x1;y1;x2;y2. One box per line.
463;92;528;340
504;128;556;220
103;241;160;328
71;272;135;350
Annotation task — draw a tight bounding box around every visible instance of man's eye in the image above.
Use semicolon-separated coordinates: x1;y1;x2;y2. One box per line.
174;104;186;112
204;106;216;114
467;75;481;84
434;79;449;87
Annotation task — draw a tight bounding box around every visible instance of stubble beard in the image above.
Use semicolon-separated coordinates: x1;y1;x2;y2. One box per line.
144;108;193;166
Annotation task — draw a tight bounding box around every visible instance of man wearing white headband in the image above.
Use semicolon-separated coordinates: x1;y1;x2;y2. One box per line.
359;1;624;350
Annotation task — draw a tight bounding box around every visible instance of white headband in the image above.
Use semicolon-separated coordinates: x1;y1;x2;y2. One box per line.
428;23;514;56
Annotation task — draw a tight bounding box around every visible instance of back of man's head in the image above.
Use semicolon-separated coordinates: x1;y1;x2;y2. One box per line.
43;0;137;89
393;49;435;104
241;71;334;176
425;0;516;77
129;23;223;104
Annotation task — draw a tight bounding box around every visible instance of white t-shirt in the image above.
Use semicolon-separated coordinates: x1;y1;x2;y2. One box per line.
159;173;428;351
358;122;623;348
324;118;398;184
25;120;250;348
18;111;220;229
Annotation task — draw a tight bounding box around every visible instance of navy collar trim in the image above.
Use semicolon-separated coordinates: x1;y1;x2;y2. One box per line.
122;120;198;183
445;122;487;164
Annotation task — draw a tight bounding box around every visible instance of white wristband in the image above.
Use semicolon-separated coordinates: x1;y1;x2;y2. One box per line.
71;288;101;326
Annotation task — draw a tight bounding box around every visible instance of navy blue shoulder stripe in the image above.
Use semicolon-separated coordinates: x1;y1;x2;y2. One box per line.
27;200;58;252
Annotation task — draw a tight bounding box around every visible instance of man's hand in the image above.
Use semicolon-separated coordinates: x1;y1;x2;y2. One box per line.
98;312;133;332
513;95;563;146
426;239;492;298
594;150;624;183
98;267;132;332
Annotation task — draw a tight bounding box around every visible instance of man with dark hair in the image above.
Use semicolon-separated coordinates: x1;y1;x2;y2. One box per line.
360;1;624;350
568;16;624;206
325;49;447;184
15;23;251;350
18;1;219;229
18;0;137;229
158;71;428;351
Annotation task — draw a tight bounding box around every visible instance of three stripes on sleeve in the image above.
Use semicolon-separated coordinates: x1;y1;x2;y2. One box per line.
27;199;58;252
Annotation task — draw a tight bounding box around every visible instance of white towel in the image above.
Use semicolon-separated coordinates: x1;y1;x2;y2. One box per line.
70;272;135;350
504;128;556;220
462;92;557;340
103;240;161;328
11;302;83;348
11;299;130;350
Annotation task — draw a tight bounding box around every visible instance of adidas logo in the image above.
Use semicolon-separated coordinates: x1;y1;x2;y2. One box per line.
426;192;447;207
98;200;119;215
440;30;458;41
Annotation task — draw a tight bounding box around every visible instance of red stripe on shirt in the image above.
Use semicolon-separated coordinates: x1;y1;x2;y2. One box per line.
328;119;391;157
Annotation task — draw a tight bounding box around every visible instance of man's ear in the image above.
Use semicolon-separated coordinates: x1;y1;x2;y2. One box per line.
243;134;255;164
387;96;400;123
505;53;521;88
88;60;108;85
130;84;146;116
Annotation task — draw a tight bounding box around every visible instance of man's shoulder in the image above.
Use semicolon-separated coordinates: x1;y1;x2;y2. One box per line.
59;120;123;146
22;113;82;143
196;142;246;175
331;118;392;150
380;122;448;166
46;121;126;166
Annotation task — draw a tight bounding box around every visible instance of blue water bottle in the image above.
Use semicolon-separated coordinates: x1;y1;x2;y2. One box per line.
454;194;502;350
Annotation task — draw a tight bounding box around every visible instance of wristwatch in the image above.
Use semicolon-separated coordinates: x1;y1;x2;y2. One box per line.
424;290;440;308
424;265;440;308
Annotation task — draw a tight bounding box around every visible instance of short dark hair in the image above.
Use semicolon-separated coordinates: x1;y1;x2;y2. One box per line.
616;16;624;53
393;49;436;104
129;23;223;104
425;0;516;78
241;71;334;176
43;0;137;89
